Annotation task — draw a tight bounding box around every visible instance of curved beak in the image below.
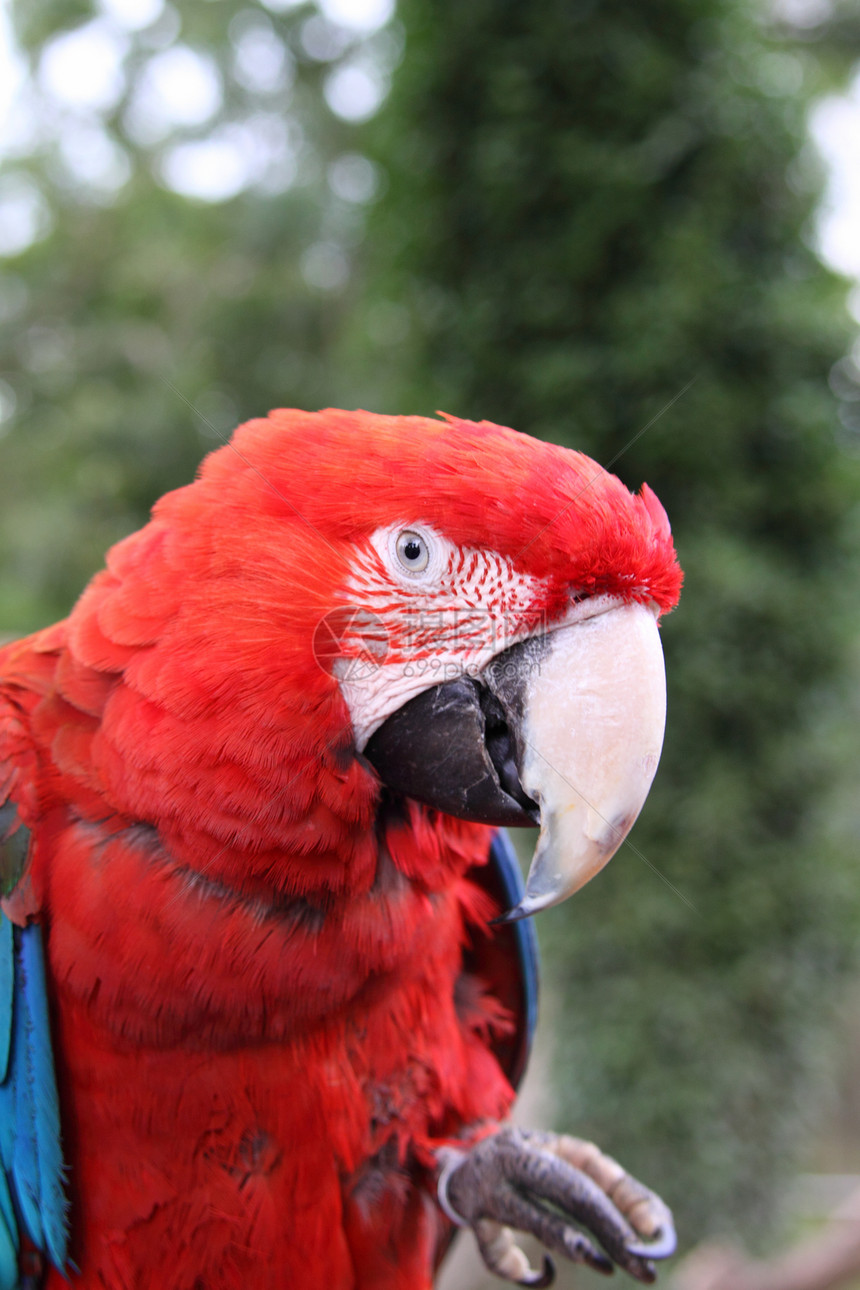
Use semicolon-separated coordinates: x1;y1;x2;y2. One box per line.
491;601;666;920
364;600;666;918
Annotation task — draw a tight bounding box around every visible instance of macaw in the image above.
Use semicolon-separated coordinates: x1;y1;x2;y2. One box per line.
0;409;682;1290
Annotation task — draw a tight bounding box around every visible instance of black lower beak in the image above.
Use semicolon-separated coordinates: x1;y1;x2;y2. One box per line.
364;668;539;827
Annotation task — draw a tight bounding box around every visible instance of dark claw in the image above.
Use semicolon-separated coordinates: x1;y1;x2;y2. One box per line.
579;1244;615;1277
627;1223;677;1262
519;1255;556;1288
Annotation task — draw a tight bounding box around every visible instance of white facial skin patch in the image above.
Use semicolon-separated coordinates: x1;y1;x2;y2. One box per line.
336;523;547;749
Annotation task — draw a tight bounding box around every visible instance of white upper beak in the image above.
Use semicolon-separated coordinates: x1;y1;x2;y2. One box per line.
511;600;667;918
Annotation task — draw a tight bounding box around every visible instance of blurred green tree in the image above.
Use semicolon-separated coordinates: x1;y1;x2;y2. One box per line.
0;0;396;630
351;0;860;1254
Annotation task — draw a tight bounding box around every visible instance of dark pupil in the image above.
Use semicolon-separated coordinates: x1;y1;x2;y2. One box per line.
404;540;421;561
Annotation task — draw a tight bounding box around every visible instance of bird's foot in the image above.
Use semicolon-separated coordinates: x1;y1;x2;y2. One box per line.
437;1126;676;1287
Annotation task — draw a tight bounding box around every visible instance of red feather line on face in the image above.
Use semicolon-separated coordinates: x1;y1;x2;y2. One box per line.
342;538;546;667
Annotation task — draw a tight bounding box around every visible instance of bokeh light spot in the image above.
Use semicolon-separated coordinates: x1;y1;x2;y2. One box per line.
39;21;129;112
324;61;386;122
0;175;52;256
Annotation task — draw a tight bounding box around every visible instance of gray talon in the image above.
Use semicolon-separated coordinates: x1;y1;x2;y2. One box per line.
439;1127;675;1284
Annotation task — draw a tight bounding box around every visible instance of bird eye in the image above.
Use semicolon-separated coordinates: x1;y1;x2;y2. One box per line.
395;530;430;573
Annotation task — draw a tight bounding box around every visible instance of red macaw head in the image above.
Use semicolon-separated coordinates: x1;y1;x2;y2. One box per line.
69;409;681;915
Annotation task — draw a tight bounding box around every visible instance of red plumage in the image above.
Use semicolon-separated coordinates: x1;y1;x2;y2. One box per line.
0;410;681;1288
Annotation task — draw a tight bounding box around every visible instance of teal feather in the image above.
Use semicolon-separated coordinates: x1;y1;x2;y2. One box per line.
0;920;69;1287
0;915;11;1087
12;926;43;1253
0;913;17;1290
0;1172;17;1290
18;926;67;1270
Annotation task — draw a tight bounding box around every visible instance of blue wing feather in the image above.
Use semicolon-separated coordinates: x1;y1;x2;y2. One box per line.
0;914;68;1289
0;912;19;1290
0;915;11;1085
18;925;67;1270
12;931;43;1253
489;829;540;1077
0;1171;17;1290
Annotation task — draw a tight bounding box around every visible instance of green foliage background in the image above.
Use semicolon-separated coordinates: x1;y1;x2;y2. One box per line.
0;0;383;626
3;0;860;1270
